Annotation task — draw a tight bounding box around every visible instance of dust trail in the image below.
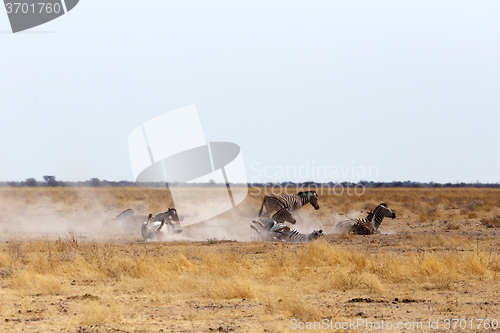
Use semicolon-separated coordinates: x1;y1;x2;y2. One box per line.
295;210;365;235
0;188;369;242
0;189;126;242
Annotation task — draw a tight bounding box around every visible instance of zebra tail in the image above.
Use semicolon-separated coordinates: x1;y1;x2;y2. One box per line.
258;196;266;217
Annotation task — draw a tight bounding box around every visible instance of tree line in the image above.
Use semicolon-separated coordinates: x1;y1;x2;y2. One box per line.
0;176;499;188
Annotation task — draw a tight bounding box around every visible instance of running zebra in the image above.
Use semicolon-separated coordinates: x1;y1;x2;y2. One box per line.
336;203;396;235
258;191;320;223
271;223;323;243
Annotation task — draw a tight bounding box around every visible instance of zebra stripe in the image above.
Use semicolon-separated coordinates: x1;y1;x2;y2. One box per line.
258;191;320;223
350;203;396;235
270;208;296;224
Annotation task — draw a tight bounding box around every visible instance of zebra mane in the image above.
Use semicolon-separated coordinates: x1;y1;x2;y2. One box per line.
297;191;317;197
373;203;394;229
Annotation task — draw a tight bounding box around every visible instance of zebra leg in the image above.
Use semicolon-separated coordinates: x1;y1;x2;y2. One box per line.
252;220;266;228
156;219;166;232
250;225;261;233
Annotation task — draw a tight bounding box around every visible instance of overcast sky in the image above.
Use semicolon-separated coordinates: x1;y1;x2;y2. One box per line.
1;1;499;184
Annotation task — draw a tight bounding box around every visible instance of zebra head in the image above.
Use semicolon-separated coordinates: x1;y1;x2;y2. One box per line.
309;229;323;241
272;208;297;224
376;203;396;219
298;191;320;210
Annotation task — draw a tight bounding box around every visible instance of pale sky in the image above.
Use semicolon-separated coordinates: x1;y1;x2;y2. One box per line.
1;1;499;184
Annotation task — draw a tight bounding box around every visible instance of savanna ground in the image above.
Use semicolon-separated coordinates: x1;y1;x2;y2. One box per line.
0;187;500;332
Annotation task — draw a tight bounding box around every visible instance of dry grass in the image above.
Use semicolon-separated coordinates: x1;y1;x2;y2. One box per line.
0;187;500;331
79;300;122;326
481;215;500;228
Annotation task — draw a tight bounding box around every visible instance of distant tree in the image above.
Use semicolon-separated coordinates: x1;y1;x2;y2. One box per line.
89;178;100;187
25;178;37;187
43;175;58;187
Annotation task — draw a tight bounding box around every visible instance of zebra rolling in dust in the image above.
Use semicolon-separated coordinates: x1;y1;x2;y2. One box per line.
141;213;183;241
104;208;183;234
251;219;323;243
258;191;320;223
336;203;396;235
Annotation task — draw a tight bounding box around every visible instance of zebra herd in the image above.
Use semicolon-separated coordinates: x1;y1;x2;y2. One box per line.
251;191;398;242
105;190;398;242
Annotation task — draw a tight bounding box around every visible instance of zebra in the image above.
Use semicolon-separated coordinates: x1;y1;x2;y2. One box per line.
104;208;182;232
250;219;323;242
258;191;320;223
142;214;182;241
270;223;323;243
336;203;396;235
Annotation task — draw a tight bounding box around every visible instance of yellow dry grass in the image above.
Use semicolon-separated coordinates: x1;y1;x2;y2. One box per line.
0;187;499;332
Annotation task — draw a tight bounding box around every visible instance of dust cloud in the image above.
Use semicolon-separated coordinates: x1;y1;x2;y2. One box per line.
0;189;345;242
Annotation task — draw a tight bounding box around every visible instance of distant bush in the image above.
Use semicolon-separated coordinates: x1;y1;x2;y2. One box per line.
43;175;58;187
24;178;37;187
